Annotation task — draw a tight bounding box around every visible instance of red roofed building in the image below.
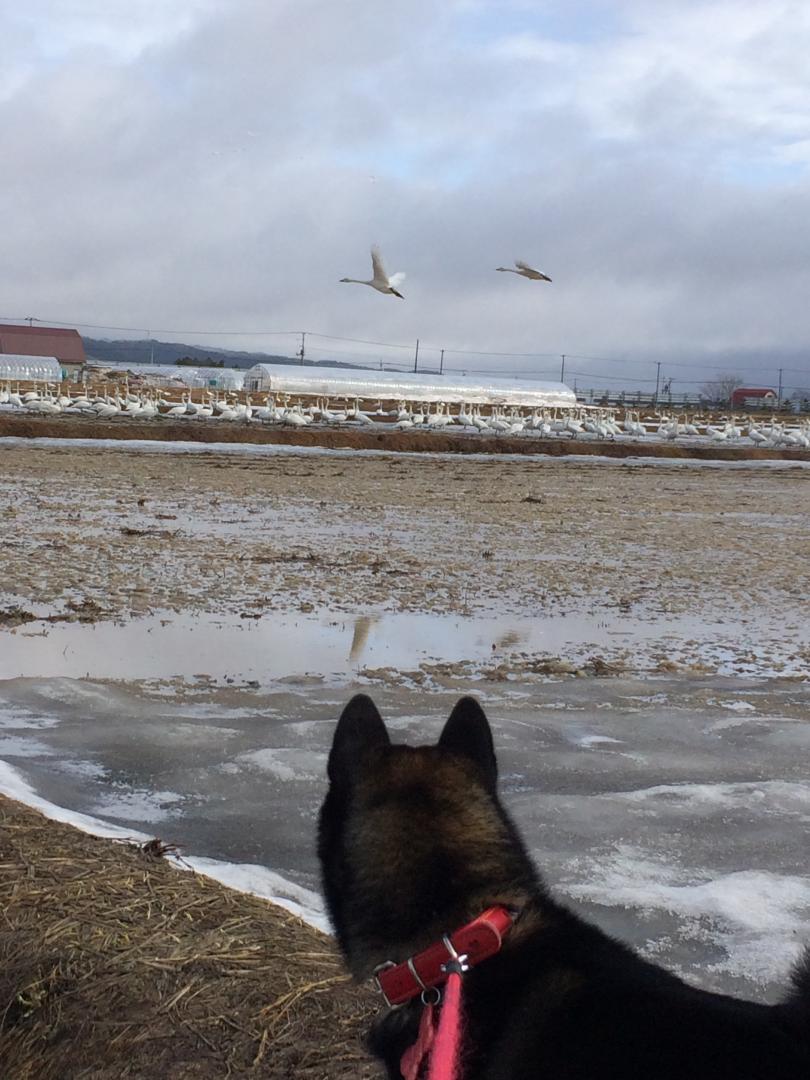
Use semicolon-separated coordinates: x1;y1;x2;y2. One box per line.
730;387;777;409
0;323;86;378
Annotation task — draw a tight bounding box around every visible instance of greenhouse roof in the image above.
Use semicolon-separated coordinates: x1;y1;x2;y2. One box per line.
0;353;63;379
244;363;576;407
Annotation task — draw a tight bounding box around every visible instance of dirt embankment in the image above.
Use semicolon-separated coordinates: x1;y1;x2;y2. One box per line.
0;796;378;1079
1;412;807;461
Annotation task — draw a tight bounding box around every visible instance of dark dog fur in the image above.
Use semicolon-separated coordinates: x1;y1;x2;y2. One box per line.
318;694;810;1078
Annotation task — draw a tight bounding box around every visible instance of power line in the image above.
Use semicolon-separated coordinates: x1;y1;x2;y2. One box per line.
0;315;302;337
305;331;412;351
427;345;563;359
568;369;659;384
1;313;806;382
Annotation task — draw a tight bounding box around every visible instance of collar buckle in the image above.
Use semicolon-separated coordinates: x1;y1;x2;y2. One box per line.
373;960;398;1008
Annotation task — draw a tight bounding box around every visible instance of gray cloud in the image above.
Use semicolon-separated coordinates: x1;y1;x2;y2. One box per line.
1;0;809;390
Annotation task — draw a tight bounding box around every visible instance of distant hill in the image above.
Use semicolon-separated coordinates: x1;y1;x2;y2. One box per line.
83;337;365;372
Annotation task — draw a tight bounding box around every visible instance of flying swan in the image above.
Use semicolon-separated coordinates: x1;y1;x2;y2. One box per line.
496;259;552;282
340;246;405;298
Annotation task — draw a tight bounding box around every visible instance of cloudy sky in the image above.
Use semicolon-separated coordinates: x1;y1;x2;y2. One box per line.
2;0;810;392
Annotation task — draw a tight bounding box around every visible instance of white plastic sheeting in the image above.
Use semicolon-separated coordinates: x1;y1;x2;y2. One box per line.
244;363;576;407
0;354;63;382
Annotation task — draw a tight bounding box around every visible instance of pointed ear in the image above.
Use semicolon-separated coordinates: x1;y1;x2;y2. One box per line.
327;694;390;787
438;697;497;792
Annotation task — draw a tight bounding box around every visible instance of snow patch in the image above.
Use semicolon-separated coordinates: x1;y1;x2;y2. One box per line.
89;789;189;824
0;759;327;929
235;747;326;782
561;845;810;983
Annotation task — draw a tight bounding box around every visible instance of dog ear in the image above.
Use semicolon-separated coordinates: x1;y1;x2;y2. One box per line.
328;694;391;786
438;696;497;791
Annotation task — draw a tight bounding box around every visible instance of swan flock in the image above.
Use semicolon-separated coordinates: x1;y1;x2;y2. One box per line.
340;249;551;299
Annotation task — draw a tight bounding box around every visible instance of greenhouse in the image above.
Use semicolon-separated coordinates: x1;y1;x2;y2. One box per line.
0;354;63;382
95;363;245;390
244;363;576;408
188;366;245;390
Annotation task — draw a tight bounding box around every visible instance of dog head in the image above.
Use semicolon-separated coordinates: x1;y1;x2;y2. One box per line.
318;693;539;979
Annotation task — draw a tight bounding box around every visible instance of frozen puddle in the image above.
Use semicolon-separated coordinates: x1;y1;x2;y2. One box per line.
1;671;809;1001
1;607;808;680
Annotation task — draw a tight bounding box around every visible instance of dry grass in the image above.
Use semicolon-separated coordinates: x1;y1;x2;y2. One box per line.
0;795;380;1078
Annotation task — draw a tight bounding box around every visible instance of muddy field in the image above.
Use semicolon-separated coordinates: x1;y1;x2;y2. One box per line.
2;442;809;669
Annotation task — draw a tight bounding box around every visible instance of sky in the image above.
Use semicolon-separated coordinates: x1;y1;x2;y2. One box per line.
2;0;810;393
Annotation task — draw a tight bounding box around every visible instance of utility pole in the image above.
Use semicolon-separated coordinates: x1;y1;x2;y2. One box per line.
777;367;783;408
560;354;566;382
297;332;306;365
25;315;35;326
439;348;444;375
413;338;420;374
654;361;661;406
147;330;154;365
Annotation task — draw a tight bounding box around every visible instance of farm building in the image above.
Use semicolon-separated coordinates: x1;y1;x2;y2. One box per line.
0;323;86;379
244;363;576;408
730;387;777;409
0;353;63;382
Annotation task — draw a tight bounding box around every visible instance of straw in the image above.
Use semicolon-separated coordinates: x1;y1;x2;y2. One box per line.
0;795;378;1078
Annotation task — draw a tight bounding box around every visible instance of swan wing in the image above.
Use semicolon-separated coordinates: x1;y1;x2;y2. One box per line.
515;259;552;281
370;245;390;286
388;271;406;287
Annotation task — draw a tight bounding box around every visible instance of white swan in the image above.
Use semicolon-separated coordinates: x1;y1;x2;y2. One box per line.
471;408;490;432
282;404;310;427
165;394;190;419
495;259;552;282
340;246;405;298
489;409;512;432
95;395;122;419
25;391;61;415
425;402;452;428
347;398;374;424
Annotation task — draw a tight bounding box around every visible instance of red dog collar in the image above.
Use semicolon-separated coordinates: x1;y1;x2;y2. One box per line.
373;905;515;1008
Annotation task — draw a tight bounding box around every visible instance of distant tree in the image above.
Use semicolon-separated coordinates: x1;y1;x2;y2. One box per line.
700;372;744;406
176;357;196;366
